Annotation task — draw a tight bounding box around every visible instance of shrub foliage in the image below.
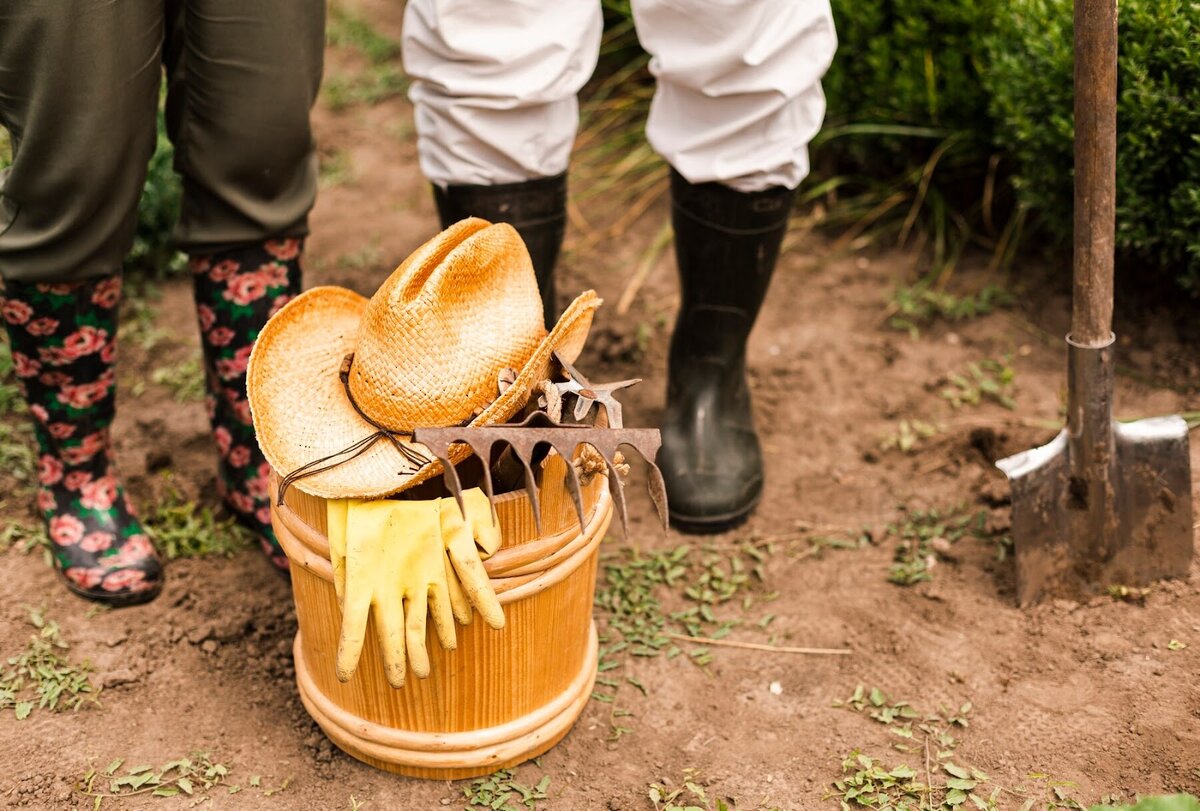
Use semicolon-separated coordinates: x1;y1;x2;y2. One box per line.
984;0;1200;294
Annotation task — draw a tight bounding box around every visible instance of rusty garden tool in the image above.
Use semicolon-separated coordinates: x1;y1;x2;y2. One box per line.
414;411;669;537
995;0;1194;606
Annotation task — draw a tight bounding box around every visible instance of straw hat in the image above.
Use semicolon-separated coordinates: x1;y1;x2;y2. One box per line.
247;218;600;500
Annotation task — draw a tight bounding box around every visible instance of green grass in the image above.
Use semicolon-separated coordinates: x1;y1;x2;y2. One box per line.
886;506;1006;585
323;4;407;110
591;540;781;739
0;340;37;505
151;354;206;403
326;4;401;63
319;148;357;188
118;277;169;351
1;606;100;720
940;357;1017;410
649;769;781;811
886;279;1014;339
879;419;941;455
79;753;293;804
463;769;550;811
143;475;253;560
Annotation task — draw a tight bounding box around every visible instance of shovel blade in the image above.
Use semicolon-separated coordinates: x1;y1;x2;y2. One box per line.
997;416;1193;606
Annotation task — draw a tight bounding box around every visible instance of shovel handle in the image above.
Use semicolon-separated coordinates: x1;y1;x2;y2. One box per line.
1072;0;1118;346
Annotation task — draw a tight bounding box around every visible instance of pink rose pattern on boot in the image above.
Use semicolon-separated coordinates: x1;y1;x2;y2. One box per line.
190;239;303;572
2;276;163;604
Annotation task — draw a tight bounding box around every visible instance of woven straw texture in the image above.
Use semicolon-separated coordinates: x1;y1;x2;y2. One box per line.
246;219;599;500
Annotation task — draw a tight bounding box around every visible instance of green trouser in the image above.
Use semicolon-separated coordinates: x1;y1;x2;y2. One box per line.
0;0;325;283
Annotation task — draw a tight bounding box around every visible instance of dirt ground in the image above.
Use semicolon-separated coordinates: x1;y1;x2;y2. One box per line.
2;3;1199;809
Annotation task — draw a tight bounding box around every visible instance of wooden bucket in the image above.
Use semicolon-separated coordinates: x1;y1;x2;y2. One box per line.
269;454;611;779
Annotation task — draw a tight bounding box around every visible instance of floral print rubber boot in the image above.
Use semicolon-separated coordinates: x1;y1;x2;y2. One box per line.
190;239;302;574
1;276;164;606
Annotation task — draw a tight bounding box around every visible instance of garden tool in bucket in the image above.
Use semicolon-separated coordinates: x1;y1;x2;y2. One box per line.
995;0;1194;606
247;218;669;777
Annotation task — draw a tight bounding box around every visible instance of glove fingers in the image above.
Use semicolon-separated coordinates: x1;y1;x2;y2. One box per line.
444;556;473;626
450;546;506;630
463;490;502;557
373;599;408;689
335;590;371;683
405;590;431;679
428;583;458;651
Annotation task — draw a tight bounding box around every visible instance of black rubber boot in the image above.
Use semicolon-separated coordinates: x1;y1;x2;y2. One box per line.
660;168;792;533
433;173;566;327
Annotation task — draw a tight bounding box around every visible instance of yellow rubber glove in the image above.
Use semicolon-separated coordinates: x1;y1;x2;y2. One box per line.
439;489;505;630
326;497;457;688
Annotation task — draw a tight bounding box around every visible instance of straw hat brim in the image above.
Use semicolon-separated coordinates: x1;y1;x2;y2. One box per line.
247;286;600;500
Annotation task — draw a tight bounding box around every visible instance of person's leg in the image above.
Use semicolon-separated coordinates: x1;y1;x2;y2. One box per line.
402;0;602;325
632;0;836;530
0;0;165;603
163;0;323;571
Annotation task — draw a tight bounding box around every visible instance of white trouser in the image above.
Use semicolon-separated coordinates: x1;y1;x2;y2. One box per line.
402;0;837;192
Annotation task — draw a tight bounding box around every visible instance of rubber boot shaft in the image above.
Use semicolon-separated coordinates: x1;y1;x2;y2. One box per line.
433;174;566;327
661;168;792;531
1;276;163;605
191;238;304;575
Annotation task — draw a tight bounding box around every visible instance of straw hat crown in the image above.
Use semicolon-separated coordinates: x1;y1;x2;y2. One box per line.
247;217;600;500
348;219;543;431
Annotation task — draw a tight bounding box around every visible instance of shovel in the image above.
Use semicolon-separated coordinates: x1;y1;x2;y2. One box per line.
995;0;1194;606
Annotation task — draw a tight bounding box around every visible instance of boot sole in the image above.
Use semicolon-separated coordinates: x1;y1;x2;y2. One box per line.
668;492;761;535
59;575;164;609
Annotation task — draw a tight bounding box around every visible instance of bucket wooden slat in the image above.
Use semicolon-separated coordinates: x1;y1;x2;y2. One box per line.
273;452;610;779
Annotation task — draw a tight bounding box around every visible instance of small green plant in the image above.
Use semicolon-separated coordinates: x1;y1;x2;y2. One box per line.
1093;797;1200;811
337;240;384;272
78;753;290;805
0;334;27;415
151;354;205;403
326;4;401;64
879;418;941;454
144;475;253;559
118;278;169;351
126;99;185;278
1;606;100;720
463;769;550;811
1106;584;1151;604
323;5;407;110
649;769;777;811
940;357;1017;410
886;506;1003;585
0;521;48;555
591;540;778;738
80;754;232;803
888;280;1014;338
319;148;356;188
0;421;36;496
0;337;36;505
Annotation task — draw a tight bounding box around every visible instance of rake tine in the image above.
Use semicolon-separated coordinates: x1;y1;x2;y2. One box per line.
474;439;500;527
573;395;594;423
519;452;543;536
618;439;668;531
503;433;544;535
645;462;669;530
601;452;630;538
433;448;467;520
603;397;623;430
557;440;588;532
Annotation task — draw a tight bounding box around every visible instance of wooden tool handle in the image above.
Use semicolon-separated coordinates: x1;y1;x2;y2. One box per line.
1072;0;1118;345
